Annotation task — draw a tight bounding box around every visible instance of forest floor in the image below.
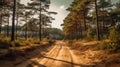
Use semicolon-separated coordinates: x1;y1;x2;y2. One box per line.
0;41;120;67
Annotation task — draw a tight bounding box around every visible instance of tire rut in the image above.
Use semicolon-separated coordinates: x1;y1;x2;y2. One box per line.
27;43;62;67
15;41;76;67
52;45;73;67
15;45;56;67
43;44;62;67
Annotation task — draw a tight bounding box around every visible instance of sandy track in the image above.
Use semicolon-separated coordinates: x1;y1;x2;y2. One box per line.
8;41;120;67
14;41;81;67
1;41;120;67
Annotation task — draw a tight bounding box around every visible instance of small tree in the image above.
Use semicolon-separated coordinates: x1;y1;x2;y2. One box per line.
87;28;94;40
109;26;120;43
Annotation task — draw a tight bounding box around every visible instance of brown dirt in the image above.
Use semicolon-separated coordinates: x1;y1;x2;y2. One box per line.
0;41;120;67
68;41;120;67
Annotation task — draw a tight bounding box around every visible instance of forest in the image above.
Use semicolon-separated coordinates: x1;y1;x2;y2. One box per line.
0;0;120;67
62;0;120;52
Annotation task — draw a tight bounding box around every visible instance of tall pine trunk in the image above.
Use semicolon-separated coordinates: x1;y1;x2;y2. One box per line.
7;15;10;37
39;1;42;41
0;14;2;35
25;16;28;40
16;13;18;39
95;0;100;40
11;0;16;41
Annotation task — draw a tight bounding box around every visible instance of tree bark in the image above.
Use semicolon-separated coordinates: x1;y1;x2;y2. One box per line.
0;14;2;35
7;15;10;37
95;0;100;40
11;0;16;41
16;13;18;39
39;1;42;41
25;16;28;40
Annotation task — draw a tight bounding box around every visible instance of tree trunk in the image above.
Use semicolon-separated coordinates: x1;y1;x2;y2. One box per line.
0;14;2;35
16;14;18;39
11;0;16;41
39;1;42;41
83;8;86;31
83;8;87;38
7;15;10;37
25;16;28;40
75;21;79;40
95;0;100;40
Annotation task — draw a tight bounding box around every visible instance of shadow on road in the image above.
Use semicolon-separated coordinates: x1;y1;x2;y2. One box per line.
27;61;46;67
40;55;90;67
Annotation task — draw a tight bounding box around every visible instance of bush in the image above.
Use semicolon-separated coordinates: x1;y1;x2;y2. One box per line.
0;38;10;49
68;40;76;44
14;41;22;47
10;40;23;47
24;40;31;46
0;37;52;49
0;40;10;49
10;39;31;47
106;43;120;53
96;42;120;53
87;28;94;40
109;27;120;43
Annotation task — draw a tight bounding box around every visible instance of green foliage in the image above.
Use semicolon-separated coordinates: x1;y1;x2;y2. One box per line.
87;28;94;40
49;28;64;40
27;38;38;44
97;43;120;53
49;28;62;34
42;38;54;43
97;27;120;53
109;27;120;43
116;24;120;33
0;38;10;49
10;39;31;47
67;40;78;46
14;41;22;47
0;38;38;48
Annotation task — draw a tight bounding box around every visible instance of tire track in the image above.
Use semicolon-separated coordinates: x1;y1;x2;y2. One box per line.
52;45;73;67
66;46;74;67
27;44;59;67
43;44;62;67
29;42;62;67
15;41;79;67
15;45;56;67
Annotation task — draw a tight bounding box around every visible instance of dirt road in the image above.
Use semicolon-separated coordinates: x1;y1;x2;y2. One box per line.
13;41;83;67
2;41;119;67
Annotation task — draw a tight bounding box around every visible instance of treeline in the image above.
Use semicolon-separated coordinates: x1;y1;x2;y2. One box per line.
0;0;57;41
49;28;64;40
62;0;120;43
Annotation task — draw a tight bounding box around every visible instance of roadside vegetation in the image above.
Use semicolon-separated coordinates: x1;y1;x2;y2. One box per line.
62;0;120;53
0;0;59;59
61;0;120;66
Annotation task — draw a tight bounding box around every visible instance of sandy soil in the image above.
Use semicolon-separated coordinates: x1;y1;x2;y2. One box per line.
0;41;120;67
15;41;77;67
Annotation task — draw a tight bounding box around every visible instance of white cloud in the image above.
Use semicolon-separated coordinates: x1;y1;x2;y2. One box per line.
49;4;68;29
60;5;65;10
20;0;31;5
20;0;69;29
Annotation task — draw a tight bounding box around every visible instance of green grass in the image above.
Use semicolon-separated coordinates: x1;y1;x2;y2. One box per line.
0;37;53;49
0;37;10;49
96;41;120;53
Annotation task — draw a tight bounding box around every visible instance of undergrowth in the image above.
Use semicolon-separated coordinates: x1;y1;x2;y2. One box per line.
0;37;53;49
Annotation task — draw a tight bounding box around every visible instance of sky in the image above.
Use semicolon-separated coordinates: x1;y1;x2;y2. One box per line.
20;0;119;29
49;0;73;29
21;0;73;29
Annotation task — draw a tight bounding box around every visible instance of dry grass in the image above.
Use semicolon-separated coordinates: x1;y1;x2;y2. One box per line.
68;40;120;67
